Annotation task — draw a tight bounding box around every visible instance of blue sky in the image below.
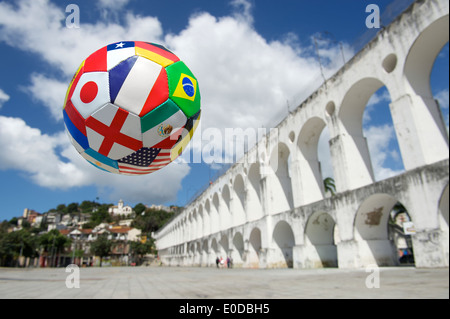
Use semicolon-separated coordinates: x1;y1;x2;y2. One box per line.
0;0;448;221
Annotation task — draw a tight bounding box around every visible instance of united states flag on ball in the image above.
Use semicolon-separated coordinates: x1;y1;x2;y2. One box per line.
63;41;201;175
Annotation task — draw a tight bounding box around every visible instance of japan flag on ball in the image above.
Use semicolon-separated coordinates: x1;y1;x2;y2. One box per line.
71;72;110;119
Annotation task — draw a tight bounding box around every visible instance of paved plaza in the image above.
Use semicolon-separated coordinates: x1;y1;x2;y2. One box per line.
0;266;448;299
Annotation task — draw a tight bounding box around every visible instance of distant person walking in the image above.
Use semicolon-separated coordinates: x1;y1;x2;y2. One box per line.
216;257;220;268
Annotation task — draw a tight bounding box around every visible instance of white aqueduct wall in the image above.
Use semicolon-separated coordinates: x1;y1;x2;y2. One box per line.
154;0;449;269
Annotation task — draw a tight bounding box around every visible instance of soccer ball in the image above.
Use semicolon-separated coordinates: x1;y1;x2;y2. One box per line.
63;41;201;175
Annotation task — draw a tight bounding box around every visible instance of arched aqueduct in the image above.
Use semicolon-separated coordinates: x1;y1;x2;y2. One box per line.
154;0;449;269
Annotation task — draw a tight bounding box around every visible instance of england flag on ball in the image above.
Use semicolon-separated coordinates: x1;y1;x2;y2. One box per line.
85;103;143;160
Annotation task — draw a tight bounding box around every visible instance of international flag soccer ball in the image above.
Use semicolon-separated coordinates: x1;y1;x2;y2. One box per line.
63;41;201;175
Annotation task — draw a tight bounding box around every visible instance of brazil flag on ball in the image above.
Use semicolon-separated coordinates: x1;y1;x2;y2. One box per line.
166;62;200;118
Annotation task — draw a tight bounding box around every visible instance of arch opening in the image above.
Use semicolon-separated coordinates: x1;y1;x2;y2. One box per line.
211;238;219;259
272;220;295;268
355;194;415;267
404;15;449;99
211;193;220;234
297;118;324;200
204;200;211;236
233;175;246;226
297;117;334;203
364;86;405;181
268;143;293;214
247;163;264;221
403;15;449;165
439;184;449;266
431;43;449;135
248;228;262;268
232;232;244;267
201;240;209;266
221;186;231;230
219;235;229;260
339;78;405;184
197;205;204;240
304;212;338;268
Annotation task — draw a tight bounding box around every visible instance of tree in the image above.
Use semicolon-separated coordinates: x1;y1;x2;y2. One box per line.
90;234;112;267
79;200;95;213
8;217;18;226
134;203;146;216
323;177;336;196
67;202;79;214
38;229;71;267
56;204;67;213
129;239;154;265
0;229;38;267
83;204;113;229
131;208;173;233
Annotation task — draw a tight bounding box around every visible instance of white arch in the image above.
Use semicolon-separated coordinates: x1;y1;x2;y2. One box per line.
439;183;450;229
192;209;198;240
201;239;209;266
247;163;264;221
303;211;338;268
404;15;449;98
332;77;394;191
296;117;327;204
354;193;401;267
232;232;245;266
204;199;211;236
219;235;229;258
197;205;204;240
395;12;449;169
439;183;449;266
268;143;293;214
211;238;219;258
221;186;231;229
211;193;220;234
271;220;295;268
233;174;246;226
248;227;262;268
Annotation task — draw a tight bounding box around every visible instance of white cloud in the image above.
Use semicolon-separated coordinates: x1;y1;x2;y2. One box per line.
435;88;449;133
0;0;163;77
0;0;351;140
435;88;449;110
94;161;191;204
0;0;357;204
0;114;190;203
230;0;254;25
0;89;10;109
97;0;132;23
164;10;350;151
364;88;391;124
98;0;130;10
0;115;84;188
23;74;68;120
318;127;333;179
365;124;404;181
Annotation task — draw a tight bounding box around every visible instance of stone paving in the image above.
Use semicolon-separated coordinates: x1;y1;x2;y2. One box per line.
0;266;448;299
